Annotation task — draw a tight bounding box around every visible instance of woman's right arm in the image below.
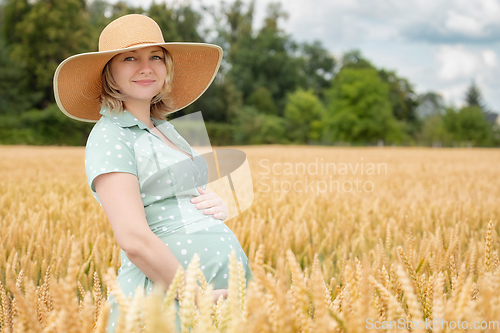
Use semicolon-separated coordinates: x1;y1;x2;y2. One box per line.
94;171;227;303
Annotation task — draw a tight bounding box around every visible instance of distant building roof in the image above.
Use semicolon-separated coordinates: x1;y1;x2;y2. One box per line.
484;111;499;125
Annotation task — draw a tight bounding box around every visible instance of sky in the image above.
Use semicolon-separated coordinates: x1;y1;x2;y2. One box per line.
116;0;500;113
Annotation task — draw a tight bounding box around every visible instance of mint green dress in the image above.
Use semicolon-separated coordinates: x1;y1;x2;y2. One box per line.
85;107;253;332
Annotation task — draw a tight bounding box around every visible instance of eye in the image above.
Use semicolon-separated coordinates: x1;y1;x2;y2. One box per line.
124;56;135;61
151;55;162;60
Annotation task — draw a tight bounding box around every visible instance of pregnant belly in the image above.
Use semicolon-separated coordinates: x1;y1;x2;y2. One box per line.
145;195;221;235
117;220;252;292
121;195;254;290
159;222;251;289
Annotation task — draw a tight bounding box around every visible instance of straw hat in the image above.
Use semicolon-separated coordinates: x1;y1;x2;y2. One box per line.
53;14;223;122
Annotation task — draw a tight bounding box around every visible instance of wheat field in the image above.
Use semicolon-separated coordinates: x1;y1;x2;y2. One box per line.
1;145;500;332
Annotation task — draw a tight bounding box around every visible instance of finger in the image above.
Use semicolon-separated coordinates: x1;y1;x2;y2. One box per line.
202;206;219;215
213;212;226;220
210;210;227;221
196;198;219;210
191;188;213;204
191;196;202;204
191;189;207;204
203;207;226;219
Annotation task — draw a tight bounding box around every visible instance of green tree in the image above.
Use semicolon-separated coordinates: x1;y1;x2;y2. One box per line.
173;4;203;42
246;86;277;115
378;69;420;137
149;2;203;42
204;0;253;74
231;106;287;144
0;103;93;145
87;0;112;47
419;114;450;146
299;40;336;100
341;49;374;69
324;67;405;144
214;0;254;47
149;4;182;42
182;75;243;123
217;1;303;114
463;81;499;128
22;103;93;145
109;1;144;18
465;81;488;111
378;69;419;122
0;37;42;115
443;106;493;146
0;0;30;46
284;88;325;144
416;92;445;118
2;0;93;108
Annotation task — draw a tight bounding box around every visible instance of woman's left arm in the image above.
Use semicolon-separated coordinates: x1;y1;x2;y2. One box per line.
191;187;228;221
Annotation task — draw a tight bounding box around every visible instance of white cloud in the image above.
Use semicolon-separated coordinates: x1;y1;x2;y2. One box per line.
437;45;478;81
403;0;500;42
438;83;470;108
482;50;498;67
436;45;498;81
443;0;500;37
445;11;484;36
109;0;500;111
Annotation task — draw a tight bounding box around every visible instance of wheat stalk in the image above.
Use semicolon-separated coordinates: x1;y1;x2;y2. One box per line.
124;285;144;333
180;254;199;333
485;220;494;272
395;264;425;332
7;278;41;333
1;146;500;333
93;271;102;325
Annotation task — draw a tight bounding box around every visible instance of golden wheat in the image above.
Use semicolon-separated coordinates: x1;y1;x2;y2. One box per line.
1;145;500;332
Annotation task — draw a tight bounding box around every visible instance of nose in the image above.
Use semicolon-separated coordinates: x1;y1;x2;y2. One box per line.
138;58;152;74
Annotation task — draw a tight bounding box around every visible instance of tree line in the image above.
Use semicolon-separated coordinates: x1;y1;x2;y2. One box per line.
0;0;498;147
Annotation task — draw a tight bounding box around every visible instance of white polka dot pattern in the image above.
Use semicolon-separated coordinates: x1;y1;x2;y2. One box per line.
87;107;254;333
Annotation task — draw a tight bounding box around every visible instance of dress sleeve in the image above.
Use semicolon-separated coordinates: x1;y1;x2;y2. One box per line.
85;124;138;196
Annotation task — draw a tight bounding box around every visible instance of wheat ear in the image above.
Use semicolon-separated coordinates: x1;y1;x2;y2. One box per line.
180;254;199;333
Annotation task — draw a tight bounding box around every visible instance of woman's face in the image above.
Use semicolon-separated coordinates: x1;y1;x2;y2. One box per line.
109;46;167;104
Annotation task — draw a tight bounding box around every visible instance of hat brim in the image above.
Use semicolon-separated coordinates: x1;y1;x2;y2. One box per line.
53;42;223;123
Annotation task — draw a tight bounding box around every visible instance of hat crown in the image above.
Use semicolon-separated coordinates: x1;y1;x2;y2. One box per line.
98;14;165;52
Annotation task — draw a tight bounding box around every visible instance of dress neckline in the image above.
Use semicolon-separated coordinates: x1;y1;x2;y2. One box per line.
150;126;194;162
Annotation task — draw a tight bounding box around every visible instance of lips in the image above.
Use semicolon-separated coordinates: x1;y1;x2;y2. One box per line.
133;79;155;86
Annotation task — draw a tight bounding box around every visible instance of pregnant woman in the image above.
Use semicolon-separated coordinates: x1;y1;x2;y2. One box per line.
53;14;253;332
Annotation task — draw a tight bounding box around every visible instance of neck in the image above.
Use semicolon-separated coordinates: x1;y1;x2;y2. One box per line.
123;99;155;129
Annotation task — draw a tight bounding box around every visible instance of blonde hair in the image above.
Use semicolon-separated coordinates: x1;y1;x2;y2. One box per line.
100;47;175;120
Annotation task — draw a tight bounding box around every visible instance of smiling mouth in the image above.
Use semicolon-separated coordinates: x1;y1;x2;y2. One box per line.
134;80;155;85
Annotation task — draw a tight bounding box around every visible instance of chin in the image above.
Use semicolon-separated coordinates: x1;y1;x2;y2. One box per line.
135;93;161;101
